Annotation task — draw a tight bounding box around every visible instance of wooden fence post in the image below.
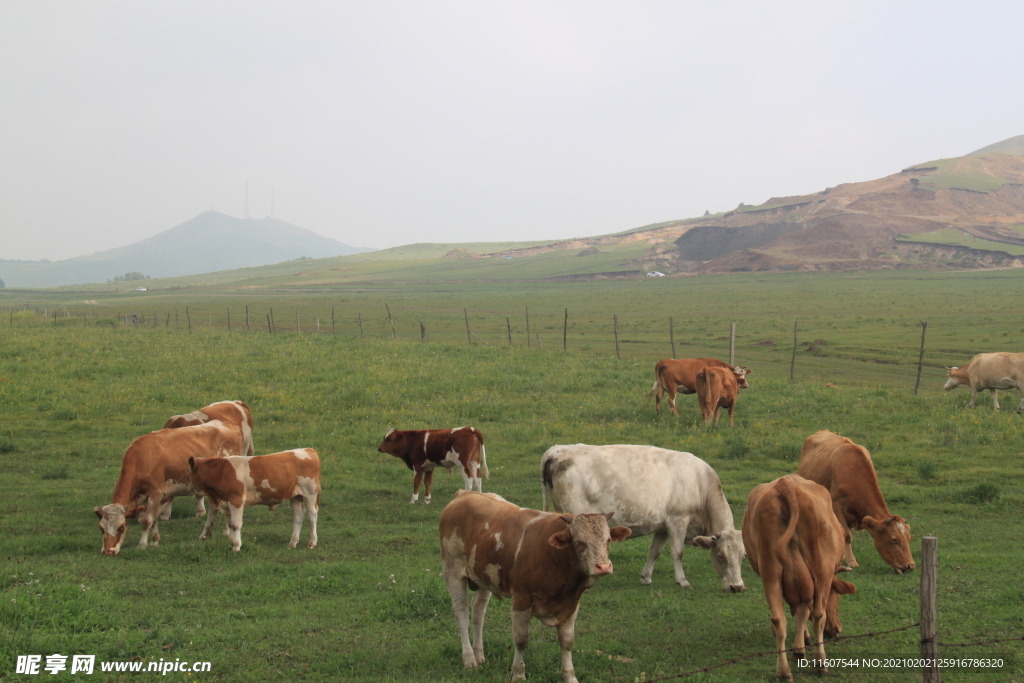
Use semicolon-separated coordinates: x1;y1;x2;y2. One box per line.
246;304;250;332
525;306;531;349
464;308;472;345
669;316;676;359
332;307;336;337
536;333;543;350
506;317;512;346
358;313;364;338
563;308;568;352
269;307;275;333
175;308;180;330
267;314;272;333
296;310;300;333
227;309;231;332
166;313;170;328
914;321;928;395
385;303;397;339
730;322;736;366
186;306;192;332
614;314;621;359
790;320;798;380
921;536;940;683
317;317;320;333
421;322;426;342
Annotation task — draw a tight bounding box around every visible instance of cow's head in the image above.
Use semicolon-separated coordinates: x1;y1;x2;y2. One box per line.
825;575;857;637
943;366;966;391
377;427;408;456
549;513;631;577
732;366;752;389
94;503;143;556
862;515;915;573
692;529;746;592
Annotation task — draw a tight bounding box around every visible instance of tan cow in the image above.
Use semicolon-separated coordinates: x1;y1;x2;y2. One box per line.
188;448;320;551
646;358;750;416
161;401;255;519
797;430;915;574
93;420;244;556
944;352;1024;413
743;475;857;681
695;365;740;426
440;490;630;683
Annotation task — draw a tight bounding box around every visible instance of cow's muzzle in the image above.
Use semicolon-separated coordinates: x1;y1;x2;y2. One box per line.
728;583;746;593
593;562;613;576
102;548;119;557
894;563;915;574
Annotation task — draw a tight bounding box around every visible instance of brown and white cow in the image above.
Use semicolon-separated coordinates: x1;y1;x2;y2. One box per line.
695;365;740;426
797;430;914;574
645;358;751;416
440;490;630;683
161;400;255;519
743;475;857;681
188;448;320;552
944;352;1024;413
378;426;488;504
94;420;244;556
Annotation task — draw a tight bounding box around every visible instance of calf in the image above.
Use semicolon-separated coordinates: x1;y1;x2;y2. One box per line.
188;448;320;552
94;420;244;556
943;352;1024;413
743;475;857;681
440;490;630;683
378;426;488;504
695;365;740;426
646;358;750;416
797;430;914;573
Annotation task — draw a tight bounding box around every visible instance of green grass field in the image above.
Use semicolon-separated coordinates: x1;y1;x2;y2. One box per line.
2;268;1024;682
896;229;1024;256
905;156;1016;193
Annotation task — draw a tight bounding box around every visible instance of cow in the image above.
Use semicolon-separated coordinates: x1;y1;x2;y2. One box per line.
377;426;488;504
161;400;255;519
645;358;751;416
188;448;320;552
93;420;244;556
742;475;857;681
439;490;630;683
943;352;1024;413
541;444;745;592
695;365;740;426
797;430;914;574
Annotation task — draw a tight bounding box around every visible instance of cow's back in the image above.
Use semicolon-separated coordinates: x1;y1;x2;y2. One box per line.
798;430;883;511
967;352;1024;380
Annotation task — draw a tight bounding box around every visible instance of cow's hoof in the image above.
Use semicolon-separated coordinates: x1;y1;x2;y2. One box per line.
777;674;793;682
424;497;432;505
199;534;210;540
462;652;479;669
676;580;692;589
640;576;653;585
230;547;241;552
307;542;317;549
474;653;485;666
288;542;298;549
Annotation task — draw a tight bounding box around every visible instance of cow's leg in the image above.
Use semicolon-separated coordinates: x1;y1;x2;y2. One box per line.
137;494;164;549
1015;393;1024;414
199;503;218;540
667;516;693;588
654;382;663;414
410;469;424;504
810;597;828;674
194;494;206;517
470;589;491;666
791;603;810;662
470;458;483;492
226;503;244;551
765;580;792;681
837;513;858;568
288;497;306;549
510;608;532;681
304;492;318;549
640;531;669;585
727;402;735;427
969;385;978;408
158;499;173;521
668;387;679;417
443;574;478;669
423;469;435;505
556;604;581;683
456;461;473;493
991;388;1001;410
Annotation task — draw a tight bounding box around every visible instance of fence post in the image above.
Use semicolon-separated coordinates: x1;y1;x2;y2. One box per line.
332;307;336;337
186;306;192;332
385;303;397;339
921;536;940;683
669;316;676;358
506;317;512;346
464;308;472;345
536;333;543;350
525;306;531;349
914;321;928;395
296;310;300;333
790;320;798;380
563;308;568;352
614;314;621;359
227;309;231;332
730;322;736;366
358;313;364;338
175;308;180;330
421;322;426;342
246;304;250;332
269;307;275;333
166;313;170;328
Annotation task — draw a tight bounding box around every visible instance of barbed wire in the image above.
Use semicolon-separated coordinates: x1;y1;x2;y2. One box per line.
635;621;920;683
939;635;1024;648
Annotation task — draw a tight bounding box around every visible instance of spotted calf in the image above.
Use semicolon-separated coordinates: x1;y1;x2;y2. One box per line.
378;426;488;504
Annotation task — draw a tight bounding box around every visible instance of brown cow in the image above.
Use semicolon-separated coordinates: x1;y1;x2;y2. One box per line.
695;365;740;426
645;358;750;416
161;400;255;519
743;475;857;681
440;490;630;683
93;420;244;556
188;448;320;551
378;426;488;504
797;430;914;573
943;352;1024;413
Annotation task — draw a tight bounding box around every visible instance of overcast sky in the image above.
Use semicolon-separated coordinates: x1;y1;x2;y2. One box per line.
2;2;1022;261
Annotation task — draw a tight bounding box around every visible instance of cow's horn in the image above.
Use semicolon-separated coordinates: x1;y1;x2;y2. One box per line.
385;427;395;436
836;566;854;573
603;511;615;521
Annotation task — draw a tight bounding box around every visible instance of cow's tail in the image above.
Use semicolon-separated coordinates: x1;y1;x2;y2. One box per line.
479;442;489;479
774;477;800;566
696;369;714;415
540;453;552;511
643;364;667;407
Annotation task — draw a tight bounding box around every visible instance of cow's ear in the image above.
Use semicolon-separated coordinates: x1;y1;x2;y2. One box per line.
861;516;883;532
548;530;571;549
125;505;145;519
691;535;716;549
609;526;631;542
94;506;104;519
831;577;856;595
558;514;574;525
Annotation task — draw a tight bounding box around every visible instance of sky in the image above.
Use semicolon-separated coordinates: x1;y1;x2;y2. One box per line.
2;2;1023;261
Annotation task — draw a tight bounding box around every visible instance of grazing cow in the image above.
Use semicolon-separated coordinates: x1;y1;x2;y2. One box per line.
378;427;488;504
93;420;244;556
188;448;320;552
541;444;745;592
161;400;255;519
440;490;630;683
645;358;751;416
743;475;857;681
695;365;740;426
943;352;1024;413
797;430;914;573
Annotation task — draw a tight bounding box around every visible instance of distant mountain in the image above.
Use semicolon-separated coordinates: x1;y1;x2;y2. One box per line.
0;211;373;288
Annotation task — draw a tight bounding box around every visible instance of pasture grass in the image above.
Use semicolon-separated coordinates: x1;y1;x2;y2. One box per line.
1;309;1023;682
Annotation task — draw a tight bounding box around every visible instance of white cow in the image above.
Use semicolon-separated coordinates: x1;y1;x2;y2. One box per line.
944;352;1024;413
541;444;745;592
